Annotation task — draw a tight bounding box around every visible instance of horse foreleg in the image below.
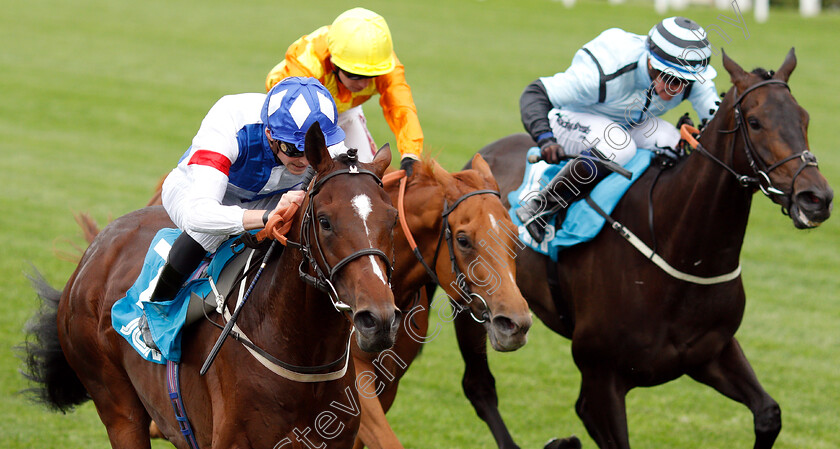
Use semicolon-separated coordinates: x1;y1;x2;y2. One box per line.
454;313;520;449
353;358;405;449
687;337;781;449
575;367;630;449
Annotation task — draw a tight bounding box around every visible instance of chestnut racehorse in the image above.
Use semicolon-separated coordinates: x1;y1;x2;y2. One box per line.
22;124;400;449
457;49;833;448
351;155;533;449
59;154;533;449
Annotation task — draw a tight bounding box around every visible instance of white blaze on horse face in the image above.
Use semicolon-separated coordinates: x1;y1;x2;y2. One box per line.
488;213;501;234
487;213;517;285
352;194;387;285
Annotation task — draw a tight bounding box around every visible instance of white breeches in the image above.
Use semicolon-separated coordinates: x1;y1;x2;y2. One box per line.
337;105;377;163
548;109;681;166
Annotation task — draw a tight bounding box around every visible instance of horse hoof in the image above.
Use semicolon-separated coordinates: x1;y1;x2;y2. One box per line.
544;436;582;449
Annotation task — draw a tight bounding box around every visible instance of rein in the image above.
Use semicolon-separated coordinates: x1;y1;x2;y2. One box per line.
385;170;500;323
683;79;819;212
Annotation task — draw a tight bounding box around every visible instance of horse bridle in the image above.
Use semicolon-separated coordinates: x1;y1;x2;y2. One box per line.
203;156;392;381
291;159;394;313
693;79;819;212
404;181;501;323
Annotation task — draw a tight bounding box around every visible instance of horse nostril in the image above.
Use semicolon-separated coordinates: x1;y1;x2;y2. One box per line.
353;311;376;332
492;316;517;335
391;309;403;329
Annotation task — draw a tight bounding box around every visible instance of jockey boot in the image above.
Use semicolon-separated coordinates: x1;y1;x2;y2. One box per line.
515;154;611;243
140;232;207;351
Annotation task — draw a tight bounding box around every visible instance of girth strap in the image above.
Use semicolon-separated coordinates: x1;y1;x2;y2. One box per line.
166;360;201;449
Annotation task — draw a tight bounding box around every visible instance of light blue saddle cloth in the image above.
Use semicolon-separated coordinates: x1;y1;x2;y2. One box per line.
508;147;653;261
111;229;247;364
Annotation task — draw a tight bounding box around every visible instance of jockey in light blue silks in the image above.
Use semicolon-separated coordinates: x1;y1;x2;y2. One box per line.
516;16;721;242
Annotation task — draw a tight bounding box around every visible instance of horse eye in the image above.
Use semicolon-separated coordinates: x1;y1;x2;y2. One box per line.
748;117;762;130
456;234;471;249
318;216;332;230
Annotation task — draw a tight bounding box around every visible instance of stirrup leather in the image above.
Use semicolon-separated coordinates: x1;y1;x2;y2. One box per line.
138;314;159;351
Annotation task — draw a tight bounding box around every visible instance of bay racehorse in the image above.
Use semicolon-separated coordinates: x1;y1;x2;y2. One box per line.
22;124;401;449
351;155;533;449
457;49;833;448
58;153;533;449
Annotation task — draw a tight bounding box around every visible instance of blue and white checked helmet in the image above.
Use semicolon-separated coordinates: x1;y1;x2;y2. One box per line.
260;77;345;150
647;17;717;81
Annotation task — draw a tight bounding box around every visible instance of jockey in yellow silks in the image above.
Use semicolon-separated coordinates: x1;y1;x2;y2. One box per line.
266;7;423;175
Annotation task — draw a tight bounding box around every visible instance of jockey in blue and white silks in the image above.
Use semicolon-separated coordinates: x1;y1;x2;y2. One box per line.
516;17;721;243
140;77;346;351
162;78;347;252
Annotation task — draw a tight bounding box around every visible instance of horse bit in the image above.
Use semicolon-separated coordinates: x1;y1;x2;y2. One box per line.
694;79;819;212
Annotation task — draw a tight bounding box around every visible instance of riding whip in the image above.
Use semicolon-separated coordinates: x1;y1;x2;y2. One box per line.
200;166;316;376
527;148;633;179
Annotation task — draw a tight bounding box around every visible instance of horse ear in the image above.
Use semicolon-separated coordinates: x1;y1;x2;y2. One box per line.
774;47;797;82
721;48;749;90
303;122;331;173
430;159;456;190
369;143;393;178
470;153;500;190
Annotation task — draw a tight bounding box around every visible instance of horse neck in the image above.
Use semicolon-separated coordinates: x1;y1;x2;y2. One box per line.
650;99;754;272
391;178;446;299
236;226;351;367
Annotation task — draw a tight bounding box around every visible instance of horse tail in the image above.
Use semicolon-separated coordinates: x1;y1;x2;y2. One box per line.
74;212;101;245
146;174;167;207
19;268;89;412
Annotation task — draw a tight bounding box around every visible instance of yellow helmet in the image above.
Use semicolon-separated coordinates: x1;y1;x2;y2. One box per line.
327;7;396;77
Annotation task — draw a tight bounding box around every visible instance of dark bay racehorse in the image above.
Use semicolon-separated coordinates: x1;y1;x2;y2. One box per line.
458;49;833;448
22;124;400;448
352;155;533;449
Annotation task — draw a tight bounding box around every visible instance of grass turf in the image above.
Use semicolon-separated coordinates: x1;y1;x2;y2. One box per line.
1;0;838;447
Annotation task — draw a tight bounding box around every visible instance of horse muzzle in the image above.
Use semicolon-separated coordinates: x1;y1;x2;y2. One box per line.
484;308;532;352
353;306;402;353
790;187;833;229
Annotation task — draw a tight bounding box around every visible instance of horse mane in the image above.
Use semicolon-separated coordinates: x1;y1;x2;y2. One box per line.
750;67;775;80
333;151;356;166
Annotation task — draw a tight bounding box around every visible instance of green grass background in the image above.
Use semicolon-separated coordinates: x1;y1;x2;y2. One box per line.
2;0;838;447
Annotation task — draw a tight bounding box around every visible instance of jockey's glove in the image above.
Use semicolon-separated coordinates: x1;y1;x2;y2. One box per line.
538;136;565;164
400;155;418;177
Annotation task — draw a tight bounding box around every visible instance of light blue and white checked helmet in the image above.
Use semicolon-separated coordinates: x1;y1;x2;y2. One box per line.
647;17;717;81
260;77;345;151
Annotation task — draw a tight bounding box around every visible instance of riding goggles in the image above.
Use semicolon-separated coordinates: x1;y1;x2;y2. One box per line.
340;68;375;81
652;69;693;89
272;139;305;158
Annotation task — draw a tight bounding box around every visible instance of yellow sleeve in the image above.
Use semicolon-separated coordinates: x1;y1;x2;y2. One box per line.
376;55;424;159
265;27;330;92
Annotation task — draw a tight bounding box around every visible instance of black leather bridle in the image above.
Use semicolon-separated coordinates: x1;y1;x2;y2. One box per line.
693;79;818;213
412;188;501;323
291;161;394;312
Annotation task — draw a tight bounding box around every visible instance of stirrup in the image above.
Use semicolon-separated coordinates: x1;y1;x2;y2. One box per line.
138;314;159;351
522;209;558;243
